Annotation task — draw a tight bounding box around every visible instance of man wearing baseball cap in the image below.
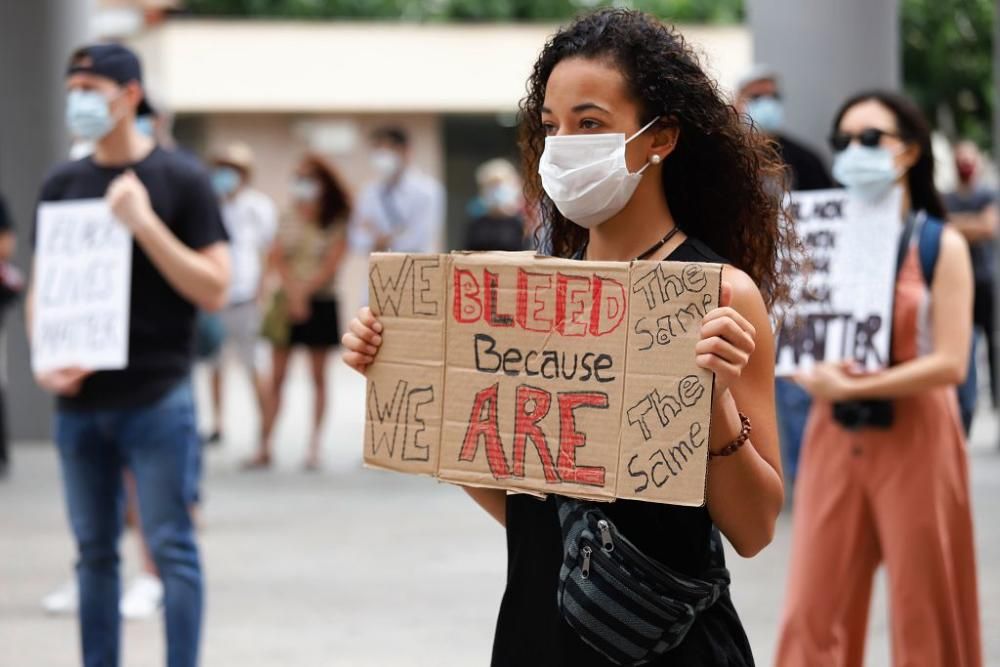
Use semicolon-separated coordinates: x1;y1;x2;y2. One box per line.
28;43;229;667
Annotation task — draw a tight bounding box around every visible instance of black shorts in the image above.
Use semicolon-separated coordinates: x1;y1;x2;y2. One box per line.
288;298;341;349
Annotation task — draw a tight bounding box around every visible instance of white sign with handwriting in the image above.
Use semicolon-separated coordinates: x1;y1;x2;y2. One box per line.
775;188;902;376
31;199;133;373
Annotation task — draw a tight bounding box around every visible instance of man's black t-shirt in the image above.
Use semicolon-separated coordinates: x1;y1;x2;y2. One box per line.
944;188;997;284
36;146;227;411
465;213;528;252
775;134;833;191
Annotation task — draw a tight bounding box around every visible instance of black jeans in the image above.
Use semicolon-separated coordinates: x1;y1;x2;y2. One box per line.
973;280;997;407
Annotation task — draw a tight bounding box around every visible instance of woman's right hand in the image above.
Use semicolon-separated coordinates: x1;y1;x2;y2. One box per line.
342;306;383;374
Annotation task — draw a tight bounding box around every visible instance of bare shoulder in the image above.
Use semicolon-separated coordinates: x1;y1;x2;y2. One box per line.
720;265;768;321
933;224;973;291
940;223;970;255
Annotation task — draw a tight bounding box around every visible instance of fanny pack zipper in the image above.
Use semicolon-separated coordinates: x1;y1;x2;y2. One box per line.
584;511;718;605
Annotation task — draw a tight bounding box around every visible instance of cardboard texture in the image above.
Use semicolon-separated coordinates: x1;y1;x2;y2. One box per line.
617;261;720;506
363;251;722;506
775;188;902;376
364;254;446;476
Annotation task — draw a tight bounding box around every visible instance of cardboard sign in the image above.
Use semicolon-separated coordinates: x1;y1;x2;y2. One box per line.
363;251;722;506
364;254;446;476
31;199;133;374
438;253;630;501
618;261;717;505
775;188;902;376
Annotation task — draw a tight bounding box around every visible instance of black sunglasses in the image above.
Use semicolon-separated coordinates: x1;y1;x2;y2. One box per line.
829;128;900;152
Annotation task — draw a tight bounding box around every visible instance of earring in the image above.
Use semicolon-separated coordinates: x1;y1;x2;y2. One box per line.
650;154;662;165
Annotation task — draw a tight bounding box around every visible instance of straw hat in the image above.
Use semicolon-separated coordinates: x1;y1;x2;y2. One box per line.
212;142;255;174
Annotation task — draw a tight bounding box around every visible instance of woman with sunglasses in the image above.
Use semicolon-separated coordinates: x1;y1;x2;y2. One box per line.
345;9;790;665
776;92;981;666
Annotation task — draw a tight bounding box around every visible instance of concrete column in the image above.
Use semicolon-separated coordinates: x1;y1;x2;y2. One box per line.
746;0;900;156
995;0;1000;170
0;0;94;440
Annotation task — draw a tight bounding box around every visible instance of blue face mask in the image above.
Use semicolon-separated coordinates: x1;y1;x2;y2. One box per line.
832;144;901;202
745;96;784;134
291;177;320;203
135;115;155;138
485;183;521;210
212;166;241;198
66;89;118;142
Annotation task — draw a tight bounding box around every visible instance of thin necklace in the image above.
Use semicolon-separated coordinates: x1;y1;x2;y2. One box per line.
583;225;681;261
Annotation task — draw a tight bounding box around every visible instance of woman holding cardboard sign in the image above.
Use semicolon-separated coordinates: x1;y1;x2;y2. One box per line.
344;9;787;665
776;94;981;666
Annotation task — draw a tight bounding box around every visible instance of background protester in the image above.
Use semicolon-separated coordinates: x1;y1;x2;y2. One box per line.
463;158;528;252
0;193;21;479
344;9;788;666
734;65;832;191
945;141;999;426
30;43;229;667
777;91;981;667
41;88;198;622
204;142;277;446
735;64;833;495
255;154;349;471
348;126;444;258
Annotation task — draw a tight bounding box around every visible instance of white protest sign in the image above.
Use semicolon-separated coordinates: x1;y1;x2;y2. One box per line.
775;188;902;376
31;199;133;373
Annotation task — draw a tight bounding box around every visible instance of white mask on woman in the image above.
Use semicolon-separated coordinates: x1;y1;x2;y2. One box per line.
538;116;660;229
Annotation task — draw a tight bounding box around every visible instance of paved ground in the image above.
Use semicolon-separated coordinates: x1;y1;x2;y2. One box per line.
1;355;998;666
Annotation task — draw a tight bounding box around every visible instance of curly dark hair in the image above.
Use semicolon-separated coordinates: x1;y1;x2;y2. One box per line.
299;153;352;229
520;8;793;307
831;91;946;220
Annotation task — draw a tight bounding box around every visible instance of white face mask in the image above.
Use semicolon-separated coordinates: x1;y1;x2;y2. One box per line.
538;116;660;229
371;148;402;178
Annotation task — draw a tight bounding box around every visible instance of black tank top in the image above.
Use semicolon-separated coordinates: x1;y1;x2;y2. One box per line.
491;238;755;667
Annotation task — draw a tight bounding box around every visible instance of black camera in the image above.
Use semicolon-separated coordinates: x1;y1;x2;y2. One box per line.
831;400;894;431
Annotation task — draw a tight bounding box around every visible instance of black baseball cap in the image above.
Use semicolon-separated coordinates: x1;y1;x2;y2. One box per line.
67;43;154;116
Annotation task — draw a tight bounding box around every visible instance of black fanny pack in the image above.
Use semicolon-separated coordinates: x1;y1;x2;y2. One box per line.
556;498;730;666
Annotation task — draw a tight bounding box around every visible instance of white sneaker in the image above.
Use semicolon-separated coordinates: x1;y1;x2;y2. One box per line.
119;573;163;620
41;579;78;615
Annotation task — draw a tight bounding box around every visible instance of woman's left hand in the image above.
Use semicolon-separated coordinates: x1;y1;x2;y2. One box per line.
695;282;756;397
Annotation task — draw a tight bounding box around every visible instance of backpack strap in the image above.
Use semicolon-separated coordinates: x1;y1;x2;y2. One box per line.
917;215;945;286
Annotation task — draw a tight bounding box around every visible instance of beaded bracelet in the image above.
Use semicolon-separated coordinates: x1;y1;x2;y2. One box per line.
709;412;751;459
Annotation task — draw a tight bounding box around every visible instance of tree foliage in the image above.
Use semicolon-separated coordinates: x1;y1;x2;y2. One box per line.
180;0;743;23
902;0;994;147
